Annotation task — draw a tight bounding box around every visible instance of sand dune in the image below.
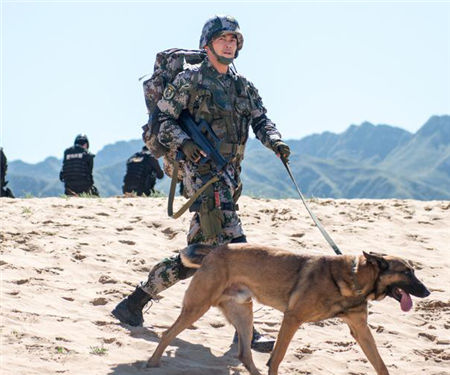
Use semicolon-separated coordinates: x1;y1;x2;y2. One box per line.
1;196;449;375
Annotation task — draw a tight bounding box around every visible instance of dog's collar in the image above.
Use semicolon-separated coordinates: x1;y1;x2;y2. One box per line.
351;257;363;296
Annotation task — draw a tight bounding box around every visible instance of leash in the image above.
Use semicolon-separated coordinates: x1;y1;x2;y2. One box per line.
280;156;343;255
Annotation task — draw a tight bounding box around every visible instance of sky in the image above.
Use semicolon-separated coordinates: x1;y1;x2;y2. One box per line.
1;0;449;163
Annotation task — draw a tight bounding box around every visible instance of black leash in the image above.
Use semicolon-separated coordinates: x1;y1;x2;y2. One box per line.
281;156;343;255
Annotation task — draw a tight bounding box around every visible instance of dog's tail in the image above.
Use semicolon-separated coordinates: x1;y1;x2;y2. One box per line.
180;244;213;268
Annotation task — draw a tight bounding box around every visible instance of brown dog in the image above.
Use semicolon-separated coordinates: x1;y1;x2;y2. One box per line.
146;244;430;375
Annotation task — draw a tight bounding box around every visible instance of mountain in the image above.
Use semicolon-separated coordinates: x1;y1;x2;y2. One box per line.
5;115;450;200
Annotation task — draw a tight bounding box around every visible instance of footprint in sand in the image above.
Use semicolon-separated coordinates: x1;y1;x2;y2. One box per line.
101;288;122;296
55;337;71;342
93;320;113;326
418;332;437;342
119;240;136;245
90;297;108;306
210;321;225;328
72;252;86;261
161;227;179;240
147;221;162;229
102;338;121;345
413;348;449;363
294;346;314;359
98;275;118;284
325;340;355;352
116;226;134;232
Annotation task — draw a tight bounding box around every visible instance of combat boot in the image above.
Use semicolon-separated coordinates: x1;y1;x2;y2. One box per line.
111;286;152;326
233;327;275;353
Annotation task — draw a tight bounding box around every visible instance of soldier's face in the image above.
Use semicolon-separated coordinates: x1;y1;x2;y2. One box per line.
210;33;238;59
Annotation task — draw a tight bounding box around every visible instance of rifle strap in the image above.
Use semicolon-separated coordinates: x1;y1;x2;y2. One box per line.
168;161;219;219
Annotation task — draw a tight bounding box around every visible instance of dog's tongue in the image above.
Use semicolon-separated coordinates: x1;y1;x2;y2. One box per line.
400;289;413;312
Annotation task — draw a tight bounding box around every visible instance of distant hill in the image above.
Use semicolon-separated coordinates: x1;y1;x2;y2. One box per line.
6;115;450;200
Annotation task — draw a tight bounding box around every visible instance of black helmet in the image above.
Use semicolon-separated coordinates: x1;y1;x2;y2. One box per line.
74;134;89;148
199;15;244;52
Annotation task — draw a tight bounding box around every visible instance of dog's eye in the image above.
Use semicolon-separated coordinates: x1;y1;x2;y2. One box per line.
403;270;413;276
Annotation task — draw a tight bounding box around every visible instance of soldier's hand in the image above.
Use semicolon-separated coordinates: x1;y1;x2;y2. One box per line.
182;140;205;163
272;140;291;161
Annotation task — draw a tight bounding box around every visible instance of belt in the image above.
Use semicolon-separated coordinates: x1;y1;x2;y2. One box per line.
189;202;239;212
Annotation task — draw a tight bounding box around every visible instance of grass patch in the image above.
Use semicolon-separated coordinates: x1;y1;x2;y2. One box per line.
56;346;69;354
21;207;32;215
89;345;108;356
149;189;166;198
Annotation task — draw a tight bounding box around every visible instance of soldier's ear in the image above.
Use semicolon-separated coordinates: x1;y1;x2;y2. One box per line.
363;251;389;272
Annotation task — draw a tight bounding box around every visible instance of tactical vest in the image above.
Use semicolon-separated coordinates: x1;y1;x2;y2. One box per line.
61;146;93;193
123;152;155;192
187;62;251;165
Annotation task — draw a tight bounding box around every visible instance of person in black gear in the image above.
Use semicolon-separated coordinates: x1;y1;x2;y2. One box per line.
0;148;14;198
122;146;164;196
59;134;99;196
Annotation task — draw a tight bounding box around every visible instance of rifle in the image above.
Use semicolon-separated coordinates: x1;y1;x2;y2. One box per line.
167;110;238;218
178;110;237;188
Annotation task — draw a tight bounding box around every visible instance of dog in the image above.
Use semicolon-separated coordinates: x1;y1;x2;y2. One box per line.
146;243;430;375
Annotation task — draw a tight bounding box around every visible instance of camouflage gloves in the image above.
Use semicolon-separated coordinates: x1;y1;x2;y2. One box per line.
182;140;204;163
272;140;291;161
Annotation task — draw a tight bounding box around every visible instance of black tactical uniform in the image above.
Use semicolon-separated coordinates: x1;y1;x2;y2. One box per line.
0;148;14;198
59;134;98;196
122;147;164;196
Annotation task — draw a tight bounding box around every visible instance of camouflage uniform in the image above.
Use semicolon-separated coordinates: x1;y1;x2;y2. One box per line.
140;57;283;297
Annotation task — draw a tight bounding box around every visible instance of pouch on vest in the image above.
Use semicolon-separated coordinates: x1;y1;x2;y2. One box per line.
198;198;224;239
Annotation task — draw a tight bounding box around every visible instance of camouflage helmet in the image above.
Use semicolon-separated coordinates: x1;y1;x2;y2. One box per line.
199;15;244;52
74;134;89;148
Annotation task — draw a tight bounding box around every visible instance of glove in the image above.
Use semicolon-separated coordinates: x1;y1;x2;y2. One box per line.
182;140;204;163
272;140;291;161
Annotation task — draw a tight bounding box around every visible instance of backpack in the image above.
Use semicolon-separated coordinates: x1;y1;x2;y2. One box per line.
141;48;206;179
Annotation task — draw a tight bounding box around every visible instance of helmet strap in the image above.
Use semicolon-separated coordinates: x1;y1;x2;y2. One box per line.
208;42;234;65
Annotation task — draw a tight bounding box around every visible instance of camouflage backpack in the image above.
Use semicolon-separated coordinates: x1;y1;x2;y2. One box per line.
141;48;206;179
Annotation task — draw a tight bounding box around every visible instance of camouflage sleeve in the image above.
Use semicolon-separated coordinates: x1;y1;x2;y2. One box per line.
247;80;282;149
156;71;194;150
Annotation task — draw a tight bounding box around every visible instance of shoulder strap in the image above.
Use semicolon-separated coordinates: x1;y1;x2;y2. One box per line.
168;161;219;219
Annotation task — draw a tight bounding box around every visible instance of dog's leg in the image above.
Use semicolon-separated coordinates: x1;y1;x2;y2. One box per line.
267;312;301;375
147;265;225;368
341;311;389;375
219;298;261;375
146;303;210;368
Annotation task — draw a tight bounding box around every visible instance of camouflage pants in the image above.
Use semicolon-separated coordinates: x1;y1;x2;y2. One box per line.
140;164;245;297
140;210;246;297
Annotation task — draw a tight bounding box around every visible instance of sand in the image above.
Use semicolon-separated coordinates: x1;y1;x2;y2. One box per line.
1;196;449;375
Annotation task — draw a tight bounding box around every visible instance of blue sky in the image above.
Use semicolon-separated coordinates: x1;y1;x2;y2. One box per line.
1;1;449;163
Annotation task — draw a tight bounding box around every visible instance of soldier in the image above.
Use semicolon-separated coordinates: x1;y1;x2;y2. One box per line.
59;134;99;196
0;147;14;198
122;146;164;196
112;15;290;352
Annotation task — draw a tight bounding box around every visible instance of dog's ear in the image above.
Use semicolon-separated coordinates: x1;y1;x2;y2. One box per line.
363;251;389;272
